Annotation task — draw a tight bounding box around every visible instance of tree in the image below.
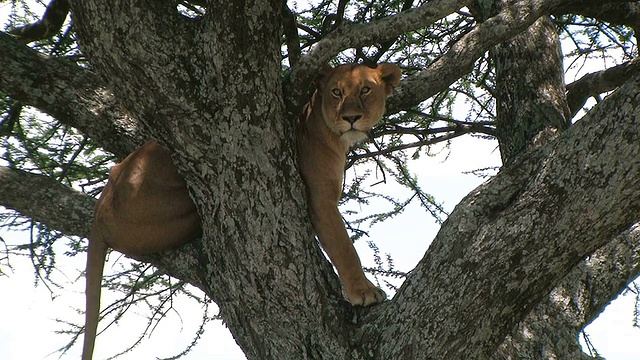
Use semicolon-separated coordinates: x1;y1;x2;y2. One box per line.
1;0;640;358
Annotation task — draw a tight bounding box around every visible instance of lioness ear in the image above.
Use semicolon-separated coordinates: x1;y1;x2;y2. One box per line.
315;64;334;89
377;63;402;95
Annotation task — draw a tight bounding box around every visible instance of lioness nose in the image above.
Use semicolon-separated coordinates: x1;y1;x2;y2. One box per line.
342;114;362;124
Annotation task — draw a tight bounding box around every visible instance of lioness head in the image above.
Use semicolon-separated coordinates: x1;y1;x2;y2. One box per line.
317;63;401;145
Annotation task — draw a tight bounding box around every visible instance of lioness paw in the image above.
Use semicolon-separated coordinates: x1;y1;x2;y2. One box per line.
346;280;387;306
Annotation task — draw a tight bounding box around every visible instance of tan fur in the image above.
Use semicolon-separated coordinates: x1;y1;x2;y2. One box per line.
297;63;401;306
82;140;201;360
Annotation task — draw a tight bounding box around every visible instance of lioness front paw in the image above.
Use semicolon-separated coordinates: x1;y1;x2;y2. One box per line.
345;279;387;306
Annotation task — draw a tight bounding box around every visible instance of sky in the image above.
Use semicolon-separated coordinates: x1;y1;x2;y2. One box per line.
1;1;640;359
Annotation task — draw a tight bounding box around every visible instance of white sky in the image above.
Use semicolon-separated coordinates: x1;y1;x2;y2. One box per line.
1;2;639;359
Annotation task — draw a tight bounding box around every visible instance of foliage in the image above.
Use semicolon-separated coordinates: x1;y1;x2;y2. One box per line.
1;0;639;358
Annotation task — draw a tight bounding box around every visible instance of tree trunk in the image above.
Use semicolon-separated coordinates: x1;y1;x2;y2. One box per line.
70;1;363;358
1;0;640;359
492;16;570;165
487;6;639;357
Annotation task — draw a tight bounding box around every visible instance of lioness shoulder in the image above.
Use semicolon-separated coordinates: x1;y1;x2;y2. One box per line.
297;63;401;306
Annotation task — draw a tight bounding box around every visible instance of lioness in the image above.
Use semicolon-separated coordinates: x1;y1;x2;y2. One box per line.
297;63;401;306
82;140;202;360
82;63;401;359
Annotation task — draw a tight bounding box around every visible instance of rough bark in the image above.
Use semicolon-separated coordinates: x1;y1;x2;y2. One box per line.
3;74;639;356
566;58;640;118
492;15;570;164
365;72;640;359
554;2;640;32
0;32;141;158
488;6;640;356
385;0;634;115
1;0;639;359
69;1;358;359
487;4;636;356
0;166;94;238
387;0;561;113
496;223;640;359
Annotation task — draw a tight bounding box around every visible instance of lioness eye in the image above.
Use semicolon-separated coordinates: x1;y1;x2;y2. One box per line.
331;88;342;97
361;86;371;95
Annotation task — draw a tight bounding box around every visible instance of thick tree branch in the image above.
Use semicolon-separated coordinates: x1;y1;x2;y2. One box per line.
566;58;640;118
0;166;209;294
387;0;562;113
0;32;142;158
577;227;640;329
298;0;472;70
282;3;301;67
9;0;70;43
14;1;638;359
69;0;284;158
493;15;570;165
365;72;640;358
497;223;640;358
0;166;94;238
69;4;354;359
288;0;474;108
385;0;633;115
555;2;640;29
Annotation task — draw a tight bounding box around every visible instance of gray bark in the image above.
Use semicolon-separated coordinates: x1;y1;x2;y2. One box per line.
566;58;640;118
0;166;94;238
0;0;639;359
488;6;640;357
554;2;640;37
386;0;634;114
388;0;559;113
70;1;354;358
492;16;570;165
361;70;640;359
0;32;141;158
496;223;640;359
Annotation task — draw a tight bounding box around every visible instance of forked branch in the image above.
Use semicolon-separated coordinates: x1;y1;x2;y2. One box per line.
566;58;640;117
